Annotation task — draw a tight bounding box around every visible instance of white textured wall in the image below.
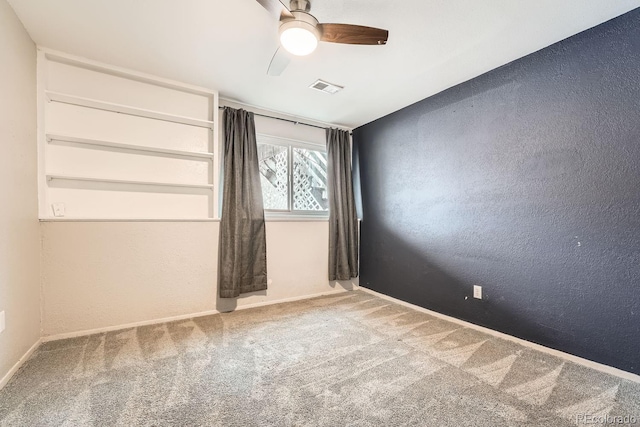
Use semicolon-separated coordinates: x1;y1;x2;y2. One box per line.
40;222;217;336
0;0;40;383
40;221;351;337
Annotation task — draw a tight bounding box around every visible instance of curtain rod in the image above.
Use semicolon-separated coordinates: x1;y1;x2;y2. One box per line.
218;106;351;134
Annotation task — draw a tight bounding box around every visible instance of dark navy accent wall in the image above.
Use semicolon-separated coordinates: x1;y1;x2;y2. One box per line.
353;9;640;374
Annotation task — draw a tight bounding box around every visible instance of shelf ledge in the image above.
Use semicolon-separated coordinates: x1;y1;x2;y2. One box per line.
46;134;214;159
46;174;214;190
46;91;214;129
40;218;219;222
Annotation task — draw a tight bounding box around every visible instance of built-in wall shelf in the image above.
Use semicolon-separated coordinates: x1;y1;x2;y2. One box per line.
43;51;216;98
38;49;219;219
46;91;215;129
46;134;214;159
46;174;214;190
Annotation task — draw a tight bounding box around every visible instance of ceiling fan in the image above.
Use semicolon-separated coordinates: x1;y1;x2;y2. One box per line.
256;0;389;76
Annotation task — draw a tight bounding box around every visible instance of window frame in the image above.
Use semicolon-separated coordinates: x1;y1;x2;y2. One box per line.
256;134;329;219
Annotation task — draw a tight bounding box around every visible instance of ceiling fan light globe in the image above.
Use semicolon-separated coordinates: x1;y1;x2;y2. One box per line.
279;20;319;56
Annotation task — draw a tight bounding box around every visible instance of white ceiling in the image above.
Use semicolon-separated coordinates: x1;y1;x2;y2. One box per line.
8;0;640;128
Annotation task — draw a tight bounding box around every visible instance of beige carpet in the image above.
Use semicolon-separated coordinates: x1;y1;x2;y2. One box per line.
1;290;639;426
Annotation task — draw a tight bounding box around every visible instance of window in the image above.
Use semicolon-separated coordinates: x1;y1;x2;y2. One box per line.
257;136;328;215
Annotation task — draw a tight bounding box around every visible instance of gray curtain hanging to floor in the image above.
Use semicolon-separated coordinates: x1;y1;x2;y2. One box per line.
327;128;359;281
219;107;267;298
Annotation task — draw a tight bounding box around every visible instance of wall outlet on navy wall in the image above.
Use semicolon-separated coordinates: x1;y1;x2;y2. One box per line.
473;285;482;299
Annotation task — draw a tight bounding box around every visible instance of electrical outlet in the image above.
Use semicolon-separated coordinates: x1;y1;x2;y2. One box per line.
473;285;482;299
0;311;5;334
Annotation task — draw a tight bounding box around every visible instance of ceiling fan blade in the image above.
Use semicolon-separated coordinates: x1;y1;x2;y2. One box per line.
255;0;294;20
318;23;389;45
267;47;292;76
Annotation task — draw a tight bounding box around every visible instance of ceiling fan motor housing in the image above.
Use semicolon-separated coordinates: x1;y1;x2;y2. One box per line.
279;10;321;40
289;0;311;12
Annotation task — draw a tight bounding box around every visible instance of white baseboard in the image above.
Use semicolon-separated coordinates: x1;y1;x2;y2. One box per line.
360;287;640;384
41;309;221;342
0;338;42;390
42;287;352;343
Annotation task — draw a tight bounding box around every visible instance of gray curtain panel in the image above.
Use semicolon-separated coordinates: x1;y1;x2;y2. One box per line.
219;107;268;298
327;128;359;280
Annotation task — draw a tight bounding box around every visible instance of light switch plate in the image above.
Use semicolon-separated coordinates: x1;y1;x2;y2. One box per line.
52;203;65;217
0;311;5;334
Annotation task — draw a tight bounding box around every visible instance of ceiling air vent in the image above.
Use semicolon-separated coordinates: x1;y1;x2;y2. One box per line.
309;79;344;94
